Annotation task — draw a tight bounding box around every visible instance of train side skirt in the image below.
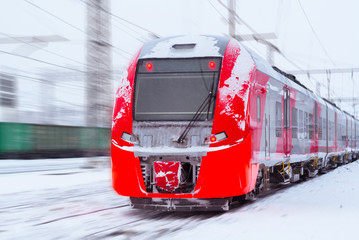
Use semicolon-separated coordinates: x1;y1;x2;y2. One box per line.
130;197;231;211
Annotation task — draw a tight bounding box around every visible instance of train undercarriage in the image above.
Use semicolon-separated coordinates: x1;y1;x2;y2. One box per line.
130;152;358;211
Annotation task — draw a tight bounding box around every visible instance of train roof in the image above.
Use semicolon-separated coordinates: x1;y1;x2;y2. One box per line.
138;35;230;59
243;43;345;112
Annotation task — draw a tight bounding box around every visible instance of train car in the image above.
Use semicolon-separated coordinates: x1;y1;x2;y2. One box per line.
0;122;110;159
111;35;358;211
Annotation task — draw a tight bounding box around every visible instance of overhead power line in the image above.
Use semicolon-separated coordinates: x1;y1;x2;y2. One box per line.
24;0;133;57
85;0;161;38
288;68;359;75
0;32;93;69
24;0;87;35
0;49;85;73
216;0;258;34
297;0;337;68
208;0;229;24
0;35;68;44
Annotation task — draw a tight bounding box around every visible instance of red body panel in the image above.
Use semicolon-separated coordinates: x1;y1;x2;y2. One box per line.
250;71;269;161
112;133;256;198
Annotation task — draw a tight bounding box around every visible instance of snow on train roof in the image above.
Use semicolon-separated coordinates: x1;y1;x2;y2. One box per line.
139;35;229;59
242;45;283;80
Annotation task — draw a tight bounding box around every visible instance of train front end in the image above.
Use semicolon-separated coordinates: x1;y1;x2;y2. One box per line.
111;36;258;211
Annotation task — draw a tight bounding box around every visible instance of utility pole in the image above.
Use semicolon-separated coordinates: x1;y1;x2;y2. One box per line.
86;0;112;127
228;0;236;38
225;0;278;65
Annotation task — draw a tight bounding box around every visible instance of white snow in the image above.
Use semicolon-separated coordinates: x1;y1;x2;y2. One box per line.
141;35;221;59
112;69;131;128
1;158;359;240
0;157;110;194
111;139;233;155
219;46;256;128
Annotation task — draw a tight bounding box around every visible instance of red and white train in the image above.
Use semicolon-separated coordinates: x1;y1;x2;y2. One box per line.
111;35;359;211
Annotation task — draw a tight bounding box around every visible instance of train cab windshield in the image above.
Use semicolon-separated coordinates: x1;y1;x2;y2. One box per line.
133;58;221;121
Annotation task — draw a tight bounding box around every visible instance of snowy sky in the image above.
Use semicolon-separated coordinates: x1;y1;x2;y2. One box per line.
0;0;358;116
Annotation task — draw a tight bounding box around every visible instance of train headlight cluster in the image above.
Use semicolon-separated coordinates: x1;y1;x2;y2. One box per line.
121;132;138;144
207;131;228;144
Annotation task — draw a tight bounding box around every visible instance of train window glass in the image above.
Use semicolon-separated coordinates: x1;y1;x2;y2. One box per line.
137;58;221;73
309;113;313;139
275;101;282;137
299;110;303;139
334;114;338;140
257;95;261;121
319;117;323;140
323;116;327;141
134;58;221;121
292;108;298;138
342;123;346;141
304;112;309;139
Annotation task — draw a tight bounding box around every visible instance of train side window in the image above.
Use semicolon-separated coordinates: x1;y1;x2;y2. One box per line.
319;117;323;140
275;101;282;137
309;113;313;140
328;120;334;141
304;112;308;139
342;124;346;141
335;114;338;141
323;116;327;140
257;95;261;121
299;110;303;139
292;108;298;138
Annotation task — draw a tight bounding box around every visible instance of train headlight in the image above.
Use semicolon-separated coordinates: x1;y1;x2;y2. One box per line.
121;132;138;144
206;131;227;144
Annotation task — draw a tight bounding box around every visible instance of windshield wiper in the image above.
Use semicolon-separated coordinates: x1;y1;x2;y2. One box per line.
177;91;215;143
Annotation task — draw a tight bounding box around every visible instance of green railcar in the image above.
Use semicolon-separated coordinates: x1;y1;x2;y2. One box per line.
0;122;33;153
0;122;110;159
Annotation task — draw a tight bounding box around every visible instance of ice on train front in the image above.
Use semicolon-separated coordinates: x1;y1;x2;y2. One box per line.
111;35;258;211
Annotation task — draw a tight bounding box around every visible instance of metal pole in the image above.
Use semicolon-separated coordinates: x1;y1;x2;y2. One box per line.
86;0;112;127
228;0;236;38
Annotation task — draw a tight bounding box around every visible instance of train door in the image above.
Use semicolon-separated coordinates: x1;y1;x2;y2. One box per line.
283;87;291;156
314;102;319;152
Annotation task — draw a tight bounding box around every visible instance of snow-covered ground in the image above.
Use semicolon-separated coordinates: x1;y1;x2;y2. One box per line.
1;157;359;240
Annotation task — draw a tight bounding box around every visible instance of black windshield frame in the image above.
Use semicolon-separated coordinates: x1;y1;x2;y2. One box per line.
133;58;222;121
